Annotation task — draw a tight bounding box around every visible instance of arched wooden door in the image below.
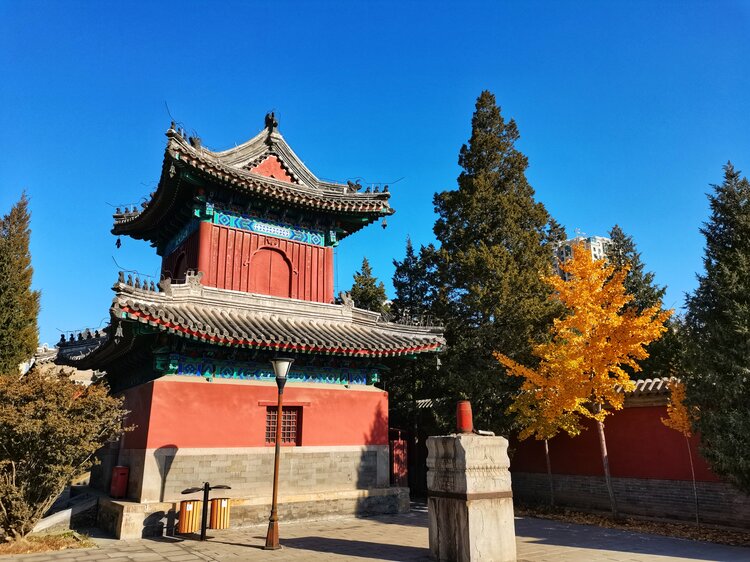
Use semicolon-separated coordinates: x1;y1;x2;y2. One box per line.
174;252;188;281
249;248;292;298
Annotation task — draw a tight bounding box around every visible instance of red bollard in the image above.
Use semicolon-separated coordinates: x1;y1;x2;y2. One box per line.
110;466;129;499
456;400;473;433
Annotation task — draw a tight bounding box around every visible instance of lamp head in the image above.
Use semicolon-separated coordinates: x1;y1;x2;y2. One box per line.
270;357;294;380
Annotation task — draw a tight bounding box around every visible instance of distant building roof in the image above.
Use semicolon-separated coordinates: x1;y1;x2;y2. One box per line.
410;377;678;412
622;377;674;396
29;345;99;385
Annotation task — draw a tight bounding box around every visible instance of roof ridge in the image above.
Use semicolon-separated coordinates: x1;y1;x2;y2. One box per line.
166;122;353;192
113;279;443;336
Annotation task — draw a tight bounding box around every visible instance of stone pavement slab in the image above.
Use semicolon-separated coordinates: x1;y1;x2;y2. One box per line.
2;509;748;561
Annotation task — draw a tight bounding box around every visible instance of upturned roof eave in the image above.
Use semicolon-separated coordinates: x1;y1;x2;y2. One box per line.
112;131;394;241
60;280;445;367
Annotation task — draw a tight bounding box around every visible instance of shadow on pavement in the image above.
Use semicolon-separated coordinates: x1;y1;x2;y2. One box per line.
368;512;429;529
144;532;267;550
282;536;430;561
515;517;750;562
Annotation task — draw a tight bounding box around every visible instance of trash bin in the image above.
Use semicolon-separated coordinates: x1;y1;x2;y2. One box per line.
178;500;202;534
110;466;129;499
209;498;231;529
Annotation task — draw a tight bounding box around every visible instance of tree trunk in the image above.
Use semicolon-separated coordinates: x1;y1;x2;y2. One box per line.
544;439;555;507
685;436;700;528
596;419;618;517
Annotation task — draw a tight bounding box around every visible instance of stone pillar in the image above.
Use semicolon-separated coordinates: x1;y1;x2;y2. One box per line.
427;434;516;562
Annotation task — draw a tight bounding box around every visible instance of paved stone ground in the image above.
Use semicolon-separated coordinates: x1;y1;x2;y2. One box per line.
4;508;749;561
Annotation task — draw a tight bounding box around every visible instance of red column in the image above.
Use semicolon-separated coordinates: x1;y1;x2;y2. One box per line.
325;247;334;303
197;221;212;284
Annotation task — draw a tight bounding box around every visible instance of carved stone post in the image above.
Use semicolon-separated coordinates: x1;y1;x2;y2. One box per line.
427;434;516;562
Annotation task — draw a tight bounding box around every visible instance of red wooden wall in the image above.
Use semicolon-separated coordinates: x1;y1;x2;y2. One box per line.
510;405;721;482
162;222;334;303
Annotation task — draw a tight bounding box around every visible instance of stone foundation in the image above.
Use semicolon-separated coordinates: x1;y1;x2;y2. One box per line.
114;445;389;503
512;471;750;528
97;487;409;539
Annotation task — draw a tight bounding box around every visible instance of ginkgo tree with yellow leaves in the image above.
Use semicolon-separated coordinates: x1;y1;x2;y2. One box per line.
661;380;701;526
496;241;672;516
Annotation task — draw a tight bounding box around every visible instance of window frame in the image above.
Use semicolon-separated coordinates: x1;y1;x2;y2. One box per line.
265;405;302;447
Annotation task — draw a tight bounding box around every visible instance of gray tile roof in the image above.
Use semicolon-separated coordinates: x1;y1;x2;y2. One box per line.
62;273;445;361
113;124;393;236
617;377;676;396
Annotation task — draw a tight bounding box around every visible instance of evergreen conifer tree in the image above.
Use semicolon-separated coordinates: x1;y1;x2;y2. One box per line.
386;239;444;433
0;194;40;376
391;237;438;319
684;163;750;492
607;224;680;378
432;91;562;433
607;225;666;311
349;257;388;313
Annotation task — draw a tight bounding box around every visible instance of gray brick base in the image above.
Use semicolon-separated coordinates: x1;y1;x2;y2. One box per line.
115;445;389;503
96;487;410;539
512;471;750;528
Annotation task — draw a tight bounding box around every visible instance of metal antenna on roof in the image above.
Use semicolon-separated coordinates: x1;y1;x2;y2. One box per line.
164;101;182;129
110;256;157;281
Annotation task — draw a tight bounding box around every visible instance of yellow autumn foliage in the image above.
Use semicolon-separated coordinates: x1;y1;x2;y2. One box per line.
661;380;693;437
496;241;672;441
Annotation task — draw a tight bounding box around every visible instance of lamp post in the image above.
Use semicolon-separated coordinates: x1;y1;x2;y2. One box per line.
264;356;294;550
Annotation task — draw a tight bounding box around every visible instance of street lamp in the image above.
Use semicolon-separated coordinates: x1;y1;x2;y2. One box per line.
264;356;294;550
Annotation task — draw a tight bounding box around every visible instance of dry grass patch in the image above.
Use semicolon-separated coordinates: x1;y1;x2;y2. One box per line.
516;505;750;547
0;532;95;556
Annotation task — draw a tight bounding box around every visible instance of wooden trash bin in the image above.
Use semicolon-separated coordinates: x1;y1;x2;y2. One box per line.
209;498;231;529
178;500;202;534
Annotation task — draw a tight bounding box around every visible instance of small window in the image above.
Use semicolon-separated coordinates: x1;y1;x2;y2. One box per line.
265;407;301;446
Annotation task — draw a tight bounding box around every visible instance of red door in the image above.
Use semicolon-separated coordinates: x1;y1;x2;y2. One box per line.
390;438;408;487
249;248;292;298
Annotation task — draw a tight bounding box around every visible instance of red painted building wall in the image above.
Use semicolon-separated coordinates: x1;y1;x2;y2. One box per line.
510;404;721;482
249;156;295;183
161;222;334;303
199;222;333;303
121;378;388;450
121;383;153;450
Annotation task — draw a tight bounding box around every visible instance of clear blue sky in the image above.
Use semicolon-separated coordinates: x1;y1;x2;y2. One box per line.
1;1;748;346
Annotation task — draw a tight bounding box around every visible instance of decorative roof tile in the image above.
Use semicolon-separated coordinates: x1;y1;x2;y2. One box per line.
61;272;445;364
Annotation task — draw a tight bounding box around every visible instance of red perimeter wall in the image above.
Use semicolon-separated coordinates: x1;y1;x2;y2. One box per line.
121;378;388;450
510;404;721;482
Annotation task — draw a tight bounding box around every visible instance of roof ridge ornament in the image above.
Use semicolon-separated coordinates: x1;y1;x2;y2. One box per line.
265;112;279;133
339;291;354;310
264;112;281;147
158;277;173;296
185;269;204;296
